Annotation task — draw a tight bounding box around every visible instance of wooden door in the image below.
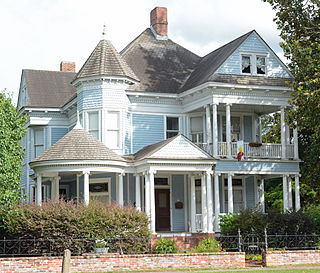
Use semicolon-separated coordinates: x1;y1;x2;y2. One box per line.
155;189;170;231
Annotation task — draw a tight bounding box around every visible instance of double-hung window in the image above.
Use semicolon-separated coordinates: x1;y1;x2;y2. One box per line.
106;111;120;148
34;128;44;158
166;117;179;138
88;111;99;139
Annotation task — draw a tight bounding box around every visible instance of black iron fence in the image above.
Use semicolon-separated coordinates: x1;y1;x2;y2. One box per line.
0;231;319;257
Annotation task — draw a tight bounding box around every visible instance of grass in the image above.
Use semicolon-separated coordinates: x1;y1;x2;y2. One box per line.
85;267;320;273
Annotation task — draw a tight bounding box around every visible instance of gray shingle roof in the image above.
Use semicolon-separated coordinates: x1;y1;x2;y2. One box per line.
181;31;254;91
121;28;201;93
32;127;125;163
23;70;76;108
74;39;139;82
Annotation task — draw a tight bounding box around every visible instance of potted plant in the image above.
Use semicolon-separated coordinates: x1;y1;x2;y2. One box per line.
249;141;262;147
93;239;109;254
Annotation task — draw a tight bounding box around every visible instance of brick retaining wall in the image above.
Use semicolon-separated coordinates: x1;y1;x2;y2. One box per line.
263;250;320;266
0;252;245;273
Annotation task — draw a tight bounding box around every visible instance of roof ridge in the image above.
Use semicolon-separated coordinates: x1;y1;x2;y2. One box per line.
23;69;76;74
120;28;150;56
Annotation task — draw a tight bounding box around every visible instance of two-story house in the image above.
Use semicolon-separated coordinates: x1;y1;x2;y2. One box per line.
17;7;300;234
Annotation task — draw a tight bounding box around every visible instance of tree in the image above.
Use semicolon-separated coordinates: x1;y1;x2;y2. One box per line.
0;91;27;208
261;112;281;144
263;0;320;205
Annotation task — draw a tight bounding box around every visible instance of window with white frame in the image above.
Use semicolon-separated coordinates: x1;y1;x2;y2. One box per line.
241;54;267;75
224;178;244;213
166;117;179;138
190;116;204;144
88;111;99;139
106;111;120;148
34;128;44;158
89;178;111;204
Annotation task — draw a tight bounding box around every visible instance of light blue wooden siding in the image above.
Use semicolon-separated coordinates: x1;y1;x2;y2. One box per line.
132;114;165;153
245;176;255;209
77;89;102;111
172;175;185;232
44;127;49;150
125;112;131;155
51;128;68;146
216;161;300;173
243;116;252;142
217;32;291;78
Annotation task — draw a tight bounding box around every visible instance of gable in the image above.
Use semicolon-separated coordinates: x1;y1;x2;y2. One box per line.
17;72;28;110
151;135;211;159
217;32;291;79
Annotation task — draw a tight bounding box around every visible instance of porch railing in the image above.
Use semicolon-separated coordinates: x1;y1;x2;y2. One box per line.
213;142;294;159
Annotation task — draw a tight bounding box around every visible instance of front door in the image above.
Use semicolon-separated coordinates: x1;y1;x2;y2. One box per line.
155;189;170;231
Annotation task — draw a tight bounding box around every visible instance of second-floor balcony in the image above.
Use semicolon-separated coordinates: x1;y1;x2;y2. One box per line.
196;141;297;160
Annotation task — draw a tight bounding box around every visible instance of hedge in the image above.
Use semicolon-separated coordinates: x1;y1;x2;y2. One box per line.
0;200;151;255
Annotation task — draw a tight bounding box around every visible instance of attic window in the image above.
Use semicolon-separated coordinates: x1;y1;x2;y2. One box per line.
256;56;266;75
241;56;251;74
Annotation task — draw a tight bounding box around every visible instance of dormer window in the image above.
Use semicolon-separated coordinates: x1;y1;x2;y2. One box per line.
241;56;251;74
241;54;267;75
256;56;266;75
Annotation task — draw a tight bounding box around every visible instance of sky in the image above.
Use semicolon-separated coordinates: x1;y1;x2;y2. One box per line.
0;0;285;105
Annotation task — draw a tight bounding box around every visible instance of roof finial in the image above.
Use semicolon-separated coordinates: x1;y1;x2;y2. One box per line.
102;24;107;40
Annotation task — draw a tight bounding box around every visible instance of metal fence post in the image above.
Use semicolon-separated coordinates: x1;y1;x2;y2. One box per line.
238;228;242;252
264;228;268;251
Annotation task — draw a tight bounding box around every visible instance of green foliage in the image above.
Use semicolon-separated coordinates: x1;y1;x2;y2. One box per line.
0;91;27;209
219;210;315;236
94;240;108;248
303;204;320;234
154;238;177;254
195;237;222;253
0;200;151;254
263;0;320;205
264;177;284;212
261;113;281;144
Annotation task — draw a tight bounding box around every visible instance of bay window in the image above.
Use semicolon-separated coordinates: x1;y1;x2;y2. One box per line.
34;128;44;158
106;111;120;148
88;111;99;139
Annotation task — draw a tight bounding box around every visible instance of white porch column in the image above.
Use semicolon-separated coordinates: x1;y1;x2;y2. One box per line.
36;174;42;205
227;173;234;214
226;103;232;158
260;179;265;213
206;171;213;233
83;171;90;206
201;173;208;233
281;107;287;159
288;176;293;210
283;174;288;212
190;175;196;233
118;173;124;206
212;103;218;157
53;176;60;201
295;175;301;211
76;174;80;203
149;170;156;234
205;104;212;153
214;173;220;232
293;126;299;159
135;174;141;211
144;172;150;221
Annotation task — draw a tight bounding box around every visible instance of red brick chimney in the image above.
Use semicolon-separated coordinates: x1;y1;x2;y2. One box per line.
60;61;76;72
150;7;168;37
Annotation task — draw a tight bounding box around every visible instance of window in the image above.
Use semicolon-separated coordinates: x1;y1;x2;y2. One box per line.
166;117;179;138
256;56;266;75
241;54;267;75
106;111;120;148
34;128;44;158
222;116;241;142
89;178;111;204
241;55;251;74
88;111;99;139
190;116;203;144
224;178;244;213
79;112;83;126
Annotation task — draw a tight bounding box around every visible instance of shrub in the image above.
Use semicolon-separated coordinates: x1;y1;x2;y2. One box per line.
0;200;151;255
195;237;222;252
154;238;177;254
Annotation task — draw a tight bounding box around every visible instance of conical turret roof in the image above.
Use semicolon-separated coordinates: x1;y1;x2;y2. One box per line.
74;39;139;82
